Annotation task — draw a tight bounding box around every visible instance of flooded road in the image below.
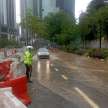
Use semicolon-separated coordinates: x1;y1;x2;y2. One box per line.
29;50;108;108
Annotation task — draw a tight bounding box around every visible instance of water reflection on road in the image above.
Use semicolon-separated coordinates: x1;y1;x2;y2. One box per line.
37;59;50;81
31;51;108;108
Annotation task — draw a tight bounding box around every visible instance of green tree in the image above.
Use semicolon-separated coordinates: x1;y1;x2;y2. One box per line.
94;6;108;37
44;11;80;48
0;37;20;48
87;0;105;14
93;6;108;48
79;12;97;48
79;1;108;48
21;11;46;44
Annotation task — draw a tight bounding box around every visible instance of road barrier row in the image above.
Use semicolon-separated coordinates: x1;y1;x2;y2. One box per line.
0;60;31;106
0;48;17;58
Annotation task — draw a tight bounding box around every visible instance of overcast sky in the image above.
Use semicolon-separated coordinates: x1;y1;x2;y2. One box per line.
16;0;20;23
16;0;92;23
75;0;92;19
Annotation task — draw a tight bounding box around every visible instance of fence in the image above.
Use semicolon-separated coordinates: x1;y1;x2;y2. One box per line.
86;40;108;48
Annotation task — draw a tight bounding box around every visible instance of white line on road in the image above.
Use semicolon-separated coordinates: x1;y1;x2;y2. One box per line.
54;68;59;72
74;87;100;108
61;75;68;80
50;63;54;67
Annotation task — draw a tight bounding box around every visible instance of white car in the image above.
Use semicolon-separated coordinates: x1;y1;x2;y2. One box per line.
37;48;50;59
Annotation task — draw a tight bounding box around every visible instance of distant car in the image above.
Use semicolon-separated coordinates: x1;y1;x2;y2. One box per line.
37;48;50;59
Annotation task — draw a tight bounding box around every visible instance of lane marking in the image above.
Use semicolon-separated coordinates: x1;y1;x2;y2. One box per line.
82;68;105;72
54;68;59;72
70;65;78;70
50;63;53;67
74;87;99;108
62;75;68;80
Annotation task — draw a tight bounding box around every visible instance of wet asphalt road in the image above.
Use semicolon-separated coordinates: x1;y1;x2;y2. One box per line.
28;50;108;108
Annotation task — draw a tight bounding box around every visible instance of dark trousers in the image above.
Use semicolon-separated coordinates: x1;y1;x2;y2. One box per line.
25;64;32;80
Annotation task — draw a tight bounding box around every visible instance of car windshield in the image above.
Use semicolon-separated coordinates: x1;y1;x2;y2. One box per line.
38;48;48;52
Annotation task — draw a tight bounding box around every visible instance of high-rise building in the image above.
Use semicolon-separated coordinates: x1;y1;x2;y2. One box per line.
20;0;58;43
20;0;26;19
6;0;16;28
20;0;33;19
56;0;75;16
104;0;108;3
33;0;42;17
0;0;16;35
21;0;58;18
33;0;58;18
42;0;58;17
0;0;7;25
20;0;34;39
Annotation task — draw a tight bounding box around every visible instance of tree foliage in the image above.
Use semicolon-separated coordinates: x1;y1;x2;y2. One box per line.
0;37;20;48
79;12;97;47
79;0;108;48
21;2;108;49
21;11;46;37
87;0;105;13
95;6;108;37
44;11;80;46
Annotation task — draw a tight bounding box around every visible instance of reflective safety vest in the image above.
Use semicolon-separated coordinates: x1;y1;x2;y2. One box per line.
23;51;33;65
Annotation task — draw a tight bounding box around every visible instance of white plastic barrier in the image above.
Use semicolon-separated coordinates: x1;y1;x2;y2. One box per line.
0;87;12;93
0;88;27;108
0;52;5;60
10;61;26;78
6;49;16;57
0;49;5;60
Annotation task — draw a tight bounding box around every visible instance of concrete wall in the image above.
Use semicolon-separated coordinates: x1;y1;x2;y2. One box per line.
86;40;108;48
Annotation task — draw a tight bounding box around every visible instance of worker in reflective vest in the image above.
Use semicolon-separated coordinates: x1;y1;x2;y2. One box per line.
23;47;33;83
